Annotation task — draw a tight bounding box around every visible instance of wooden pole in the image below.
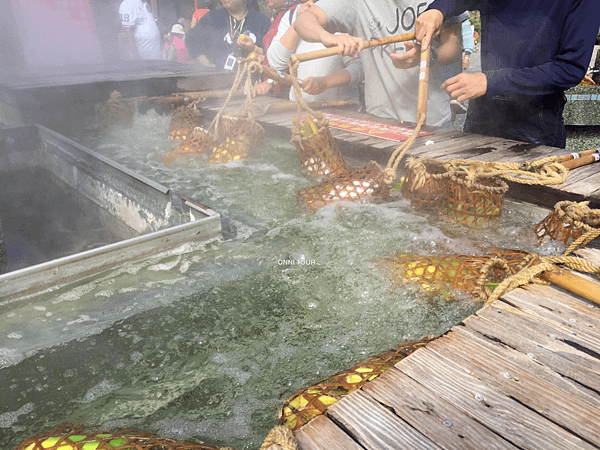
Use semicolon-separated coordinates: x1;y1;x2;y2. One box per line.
291;32;416;64
248;61;303;87
560;152;600;170
555;148;600;163
417;47;431;122
540;266;600;306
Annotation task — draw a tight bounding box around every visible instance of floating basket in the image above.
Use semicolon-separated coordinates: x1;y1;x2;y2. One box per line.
534;201;600;245
279;336;435;431
292;116;349;177
169;102;203;141
401;158;449;209
378;248;529;299
208;115;264;163
95;91;135;131
296;161;389;212
441;174;508;226
15;422;235;450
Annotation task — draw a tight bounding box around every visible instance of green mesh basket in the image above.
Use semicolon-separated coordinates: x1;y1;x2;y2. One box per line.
378;248;529;298
279;336;435;431
441;174;508;226
16;422;235;450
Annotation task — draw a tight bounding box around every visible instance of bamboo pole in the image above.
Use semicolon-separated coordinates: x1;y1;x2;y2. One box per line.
416;46;431;121
555;148;600;162
540;266;600;306
520;148;600;170
560;152;600;170
248;61;303;87
253;99;357;116
291;32;416;64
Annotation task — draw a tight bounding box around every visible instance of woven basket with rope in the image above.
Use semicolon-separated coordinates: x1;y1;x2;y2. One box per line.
94;91;135;131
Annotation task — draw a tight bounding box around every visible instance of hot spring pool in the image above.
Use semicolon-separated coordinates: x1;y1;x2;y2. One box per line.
0;110;561;449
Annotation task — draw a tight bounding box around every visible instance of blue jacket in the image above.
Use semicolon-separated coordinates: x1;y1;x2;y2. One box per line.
427;0;599;100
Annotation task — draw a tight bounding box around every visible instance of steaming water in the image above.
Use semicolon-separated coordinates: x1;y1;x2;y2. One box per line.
0;110;558;449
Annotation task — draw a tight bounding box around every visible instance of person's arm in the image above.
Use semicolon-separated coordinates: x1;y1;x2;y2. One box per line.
293;3;363;57
266;9;296;71
302;69;351;95
302;53;363;96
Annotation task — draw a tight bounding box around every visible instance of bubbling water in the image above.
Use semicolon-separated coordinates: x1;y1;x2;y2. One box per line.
0;110;552;450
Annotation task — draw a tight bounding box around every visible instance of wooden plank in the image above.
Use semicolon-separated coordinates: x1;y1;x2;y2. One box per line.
426;330;600;445
463;311;600;400
494;292;600;353
398;347;597;450
451;323;600;408
363;366;520;450
508;284;600;340
295;415;363;450
327;389;442;450
477;304;600;374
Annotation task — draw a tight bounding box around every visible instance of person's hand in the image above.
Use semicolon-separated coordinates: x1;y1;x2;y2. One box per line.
302;76;329;95
415;9;443;51
238;34;257;53
442;72;487;102
390;41;420;69
252;79;272;97
320;32;363;57
462;55;471;70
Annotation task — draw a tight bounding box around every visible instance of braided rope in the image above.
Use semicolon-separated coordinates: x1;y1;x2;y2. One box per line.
288;59;327;137
208;59;251;140
480;228;600;304
260;426;298;450
384;113;426;185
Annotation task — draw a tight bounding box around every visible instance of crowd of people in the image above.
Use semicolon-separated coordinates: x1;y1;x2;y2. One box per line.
119;0;599;149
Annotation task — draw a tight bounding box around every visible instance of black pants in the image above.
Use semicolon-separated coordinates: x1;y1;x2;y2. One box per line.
464;93;567;148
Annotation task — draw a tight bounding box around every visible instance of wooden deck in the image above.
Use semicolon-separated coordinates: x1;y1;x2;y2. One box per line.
200;95;600;210
293;247;600;450
200;95;600;449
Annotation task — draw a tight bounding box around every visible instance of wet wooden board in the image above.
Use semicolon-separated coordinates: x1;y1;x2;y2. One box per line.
293;248;600;450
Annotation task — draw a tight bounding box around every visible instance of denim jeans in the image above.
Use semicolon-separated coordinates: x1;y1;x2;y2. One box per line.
464;93;567;148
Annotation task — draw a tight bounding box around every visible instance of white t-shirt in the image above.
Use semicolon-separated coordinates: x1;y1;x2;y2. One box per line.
267;9;362;103
119;0;162;60
318;0;452;126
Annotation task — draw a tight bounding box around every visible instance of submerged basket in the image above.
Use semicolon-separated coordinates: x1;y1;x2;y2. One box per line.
177;126;215;154
441;174;508;225
401;158;449;209
169;102;203;141
297;161;389;212
292;118;349;177
16;422;235;450
534;200;600;245
95;91;135;131
279;336;435;431
209;115;264;163
378;247;529;299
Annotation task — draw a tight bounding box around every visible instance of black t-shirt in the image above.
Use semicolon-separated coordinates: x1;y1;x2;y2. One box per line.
186;8;271;70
